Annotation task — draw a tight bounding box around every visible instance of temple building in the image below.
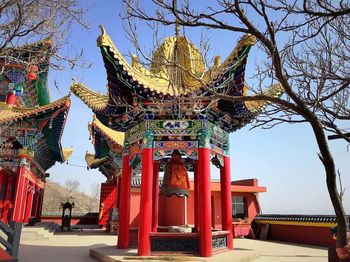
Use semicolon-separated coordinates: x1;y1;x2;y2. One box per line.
72;24;281;257
85;116;266;238
0;39;72;224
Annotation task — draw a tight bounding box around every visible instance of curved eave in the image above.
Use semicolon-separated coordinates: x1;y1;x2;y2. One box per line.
244;84;284;114
0;96;71;170
70;82;109;112
89;115;124;154
0;95;70;124
1;38;52;106
41;97;71;164
1;38;52;64
85;152;108;169
97;26;256;98
62;147;74;162
85;153;120;180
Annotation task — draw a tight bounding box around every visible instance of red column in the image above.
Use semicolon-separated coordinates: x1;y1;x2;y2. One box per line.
0;175;8;222
1;176;12;223
31;186;39;217
0;172;4;219
21;179;29;221
12;166;27;222
24;182;34;223
117;176;121;209
138;148;153;256
152;162;159;232
198;148;212;257
220;156;233;249
194;162;199;232
117;155;132;249
36;189;44;220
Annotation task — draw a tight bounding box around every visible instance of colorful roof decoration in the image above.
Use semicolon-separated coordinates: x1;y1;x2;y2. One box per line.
62;147;74;162
0;38;52;106
70;82;108;111
0;38;52;67
89;115;124;157
85;151;121;181
243;83;284;113
86;115;124;181
71;25;283;132
0;96;70;124
0;37;74;173
0;96;70;170
0;96;72;170
95;25;255;96
85;153;108;169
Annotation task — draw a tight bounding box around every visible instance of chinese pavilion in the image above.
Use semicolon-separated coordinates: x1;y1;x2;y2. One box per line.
0;39;72;224
71;25;282;257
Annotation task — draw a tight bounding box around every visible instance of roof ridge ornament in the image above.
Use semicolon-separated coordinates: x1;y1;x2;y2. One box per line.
99;24;106;35
175;18;180;37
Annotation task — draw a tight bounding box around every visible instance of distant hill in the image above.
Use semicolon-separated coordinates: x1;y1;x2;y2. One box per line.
42;179;100;213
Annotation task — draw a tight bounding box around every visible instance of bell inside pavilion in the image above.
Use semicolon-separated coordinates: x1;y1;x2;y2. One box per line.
71;25;282;257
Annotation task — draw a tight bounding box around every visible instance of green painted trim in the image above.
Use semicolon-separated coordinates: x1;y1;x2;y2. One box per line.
142;129;154;149
35;71;50;105
101;46;132;88
197;129;211;148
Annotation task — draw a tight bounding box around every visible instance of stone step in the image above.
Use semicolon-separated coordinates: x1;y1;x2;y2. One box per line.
21;222;59;241
20;231;50;241
49;223;60;233
90;249;205;262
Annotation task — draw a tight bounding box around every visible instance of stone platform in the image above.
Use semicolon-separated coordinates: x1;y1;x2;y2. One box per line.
89;245;259;262
19;228;328;262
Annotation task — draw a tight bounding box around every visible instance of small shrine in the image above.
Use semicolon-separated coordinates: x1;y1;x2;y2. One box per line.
71;25;281;257
0;39;72;224
60;199;75;231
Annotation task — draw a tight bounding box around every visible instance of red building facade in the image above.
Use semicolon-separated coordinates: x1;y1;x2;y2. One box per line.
99;178;266;231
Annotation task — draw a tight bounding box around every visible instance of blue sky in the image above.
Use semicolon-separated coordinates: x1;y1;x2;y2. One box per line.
47;1;349;214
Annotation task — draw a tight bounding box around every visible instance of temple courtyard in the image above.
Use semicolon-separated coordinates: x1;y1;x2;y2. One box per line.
19;228;328;262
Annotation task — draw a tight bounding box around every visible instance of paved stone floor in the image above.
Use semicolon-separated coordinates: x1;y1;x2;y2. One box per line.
19;229;328;262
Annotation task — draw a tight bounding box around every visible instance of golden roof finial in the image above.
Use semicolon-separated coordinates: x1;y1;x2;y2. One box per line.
175;18;180;37
99;25;106;35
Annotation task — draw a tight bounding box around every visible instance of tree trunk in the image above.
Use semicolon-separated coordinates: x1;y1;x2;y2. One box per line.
307;116;348;253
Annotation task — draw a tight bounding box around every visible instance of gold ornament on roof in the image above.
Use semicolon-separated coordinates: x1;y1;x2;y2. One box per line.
150;35;205;92
94;25;257;97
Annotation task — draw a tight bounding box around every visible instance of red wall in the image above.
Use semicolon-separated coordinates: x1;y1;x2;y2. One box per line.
129;189;261;230
99;182;117;225
95;179;264;235
41;215;98;225
0;170;16;223
130;190;140;227
230;192;260;224
258;223;335;247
